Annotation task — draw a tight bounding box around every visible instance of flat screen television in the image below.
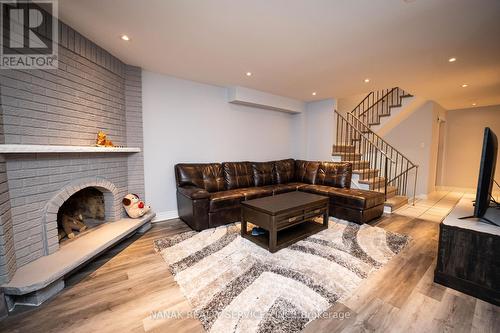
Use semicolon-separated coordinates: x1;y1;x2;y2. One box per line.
460;127;499;226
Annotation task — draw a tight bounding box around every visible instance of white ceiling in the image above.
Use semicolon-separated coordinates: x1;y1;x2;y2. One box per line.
58;0;500;110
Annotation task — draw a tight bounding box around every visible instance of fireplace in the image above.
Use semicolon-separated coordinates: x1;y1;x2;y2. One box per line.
57;187;105;242
0;17;151;311
1;175;154;310
42;177;121;255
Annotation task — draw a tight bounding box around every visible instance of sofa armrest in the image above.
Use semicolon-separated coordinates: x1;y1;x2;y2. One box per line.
178;186;210;200
177;188;210;231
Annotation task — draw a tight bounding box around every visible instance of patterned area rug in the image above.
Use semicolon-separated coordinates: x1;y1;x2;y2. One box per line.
154;218;409;333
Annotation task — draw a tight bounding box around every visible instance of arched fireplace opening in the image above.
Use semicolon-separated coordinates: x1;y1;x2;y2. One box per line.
57;187;105;242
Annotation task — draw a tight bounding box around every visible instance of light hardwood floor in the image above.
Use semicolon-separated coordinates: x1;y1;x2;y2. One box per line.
1;191;498;333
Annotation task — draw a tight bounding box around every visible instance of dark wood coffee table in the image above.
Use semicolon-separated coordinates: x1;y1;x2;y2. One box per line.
241;191;329;253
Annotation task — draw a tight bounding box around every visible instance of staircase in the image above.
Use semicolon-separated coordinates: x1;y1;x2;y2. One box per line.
333;87;417;213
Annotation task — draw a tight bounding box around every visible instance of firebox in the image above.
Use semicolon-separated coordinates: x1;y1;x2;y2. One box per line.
57;187;105;242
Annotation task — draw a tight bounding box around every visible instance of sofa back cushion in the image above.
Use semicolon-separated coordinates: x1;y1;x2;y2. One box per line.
295;160;320;184
316;162;352;188
222;162;254;190
251;161;275;187
274;159;295;184
175;163;225;192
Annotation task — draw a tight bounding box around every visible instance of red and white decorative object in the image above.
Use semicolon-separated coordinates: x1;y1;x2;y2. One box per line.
122;194;151;218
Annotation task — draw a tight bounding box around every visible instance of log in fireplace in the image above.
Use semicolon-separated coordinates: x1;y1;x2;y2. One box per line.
57;187;105;242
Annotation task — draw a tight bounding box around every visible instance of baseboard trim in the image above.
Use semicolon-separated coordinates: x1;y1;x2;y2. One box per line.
435;186;499;200
435;186;476;193
152;210;179;223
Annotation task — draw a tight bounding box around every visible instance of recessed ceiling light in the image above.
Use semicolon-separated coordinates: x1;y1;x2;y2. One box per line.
448;57;457;62
312;92;317;96
246;72;252;77
462;84;468;88
364;78;370;83
121;35;130;41
472;102;477;106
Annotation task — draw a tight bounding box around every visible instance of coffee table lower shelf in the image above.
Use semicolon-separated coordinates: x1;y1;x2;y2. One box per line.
242;220;327;253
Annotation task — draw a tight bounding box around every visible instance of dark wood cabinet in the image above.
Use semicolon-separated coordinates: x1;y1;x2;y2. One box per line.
435;222;500;305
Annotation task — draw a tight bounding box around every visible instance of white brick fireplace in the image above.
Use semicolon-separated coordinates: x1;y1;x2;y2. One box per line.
0;18;152;310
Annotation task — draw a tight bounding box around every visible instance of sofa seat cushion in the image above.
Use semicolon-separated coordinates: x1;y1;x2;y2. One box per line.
238;187;274;200
300;184;332;196
300;186;384;209
273;182;308;194
328;188;385;209
209;190;245;212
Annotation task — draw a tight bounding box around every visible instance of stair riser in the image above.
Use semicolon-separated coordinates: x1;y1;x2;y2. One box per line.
352;170;379;180
384;197;409;213
332;153;362;161
332;145;356;154
331;159;370;170
391;199;408;211
386;190;396;199
358;182;385;191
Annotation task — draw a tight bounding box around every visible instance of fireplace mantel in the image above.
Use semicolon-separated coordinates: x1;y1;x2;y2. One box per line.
0;144;141;154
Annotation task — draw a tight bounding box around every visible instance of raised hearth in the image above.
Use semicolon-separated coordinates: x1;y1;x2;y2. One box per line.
3;212;155;310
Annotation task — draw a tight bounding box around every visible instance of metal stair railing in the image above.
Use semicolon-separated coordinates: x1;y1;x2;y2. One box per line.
335;109;418;205
351;87;412;127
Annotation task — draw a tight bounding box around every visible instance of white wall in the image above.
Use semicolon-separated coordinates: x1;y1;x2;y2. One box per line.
291;99;336;160
336;93;367;114
142;71;301;217
305;99;336;160
440;104;500;189
382;101;446;196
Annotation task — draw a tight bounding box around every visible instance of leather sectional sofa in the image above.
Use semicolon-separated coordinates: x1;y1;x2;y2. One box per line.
175;159;385;231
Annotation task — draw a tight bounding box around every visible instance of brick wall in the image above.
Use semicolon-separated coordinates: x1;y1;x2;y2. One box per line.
125;66;145;199
0;95;16;283
0;22;145;283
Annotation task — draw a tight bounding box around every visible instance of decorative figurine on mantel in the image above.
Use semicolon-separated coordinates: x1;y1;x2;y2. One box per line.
122;193;151;218
95;131;115;147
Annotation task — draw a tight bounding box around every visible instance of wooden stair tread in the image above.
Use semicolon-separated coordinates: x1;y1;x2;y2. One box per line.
375;185;397;194
385;196;409;211
352;168;379;174
352;168;380;180
374;185;397;199
332;152;362;156
358;177;385;184
343;160;370;168
332;144;355;148
332;144;356;154
388;104;402;109
332;152;362;161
